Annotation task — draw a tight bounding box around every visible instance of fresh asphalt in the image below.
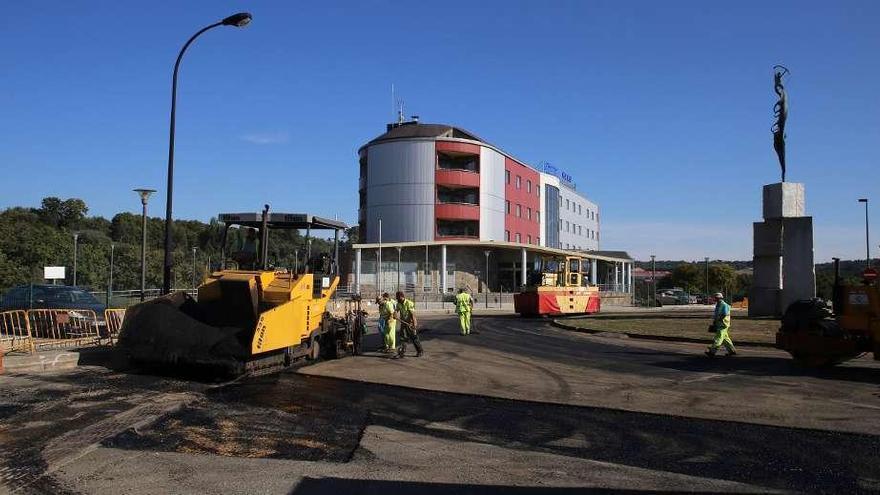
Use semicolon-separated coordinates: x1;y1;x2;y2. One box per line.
1;314;879;494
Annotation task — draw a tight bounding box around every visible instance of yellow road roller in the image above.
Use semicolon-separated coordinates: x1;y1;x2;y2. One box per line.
117;206;365;377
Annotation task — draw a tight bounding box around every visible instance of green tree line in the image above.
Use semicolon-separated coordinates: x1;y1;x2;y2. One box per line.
0;197;358;292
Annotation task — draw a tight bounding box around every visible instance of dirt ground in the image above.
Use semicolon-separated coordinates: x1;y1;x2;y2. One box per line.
560;311;777;345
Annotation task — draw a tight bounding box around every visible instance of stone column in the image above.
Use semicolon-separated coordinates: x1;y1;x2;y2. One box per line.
354;248;361;293
750;182;815;316
590;258;598;285
521;247;527;287
614;263;620;292
440;244;447;293
627;263;633;293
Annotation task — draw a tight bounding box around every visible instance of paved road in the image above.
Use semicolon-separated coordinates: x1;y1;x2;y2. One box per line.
1;314;878;494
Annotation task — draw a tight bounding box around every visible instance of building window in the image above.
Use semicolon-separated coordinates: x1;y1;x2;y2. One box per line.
591;211;595;220
527;234;532;244
438;152;479;172
578;225;582;235
437;186;479;205
527;207;532;220
437;219;479;237
505;170;510;184
526;179;531;193
516;204;522;218
506;200;510;214
578;204;582;215
516;175;521;189
536;210;540;223
536;236;540;245
505;230;510;241
566;199;570;210
566;221;570;232
515;233;521;243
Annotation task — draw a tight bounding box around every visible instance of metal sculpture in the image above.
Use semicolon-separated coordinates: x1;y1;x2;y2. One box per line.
772;65;790;182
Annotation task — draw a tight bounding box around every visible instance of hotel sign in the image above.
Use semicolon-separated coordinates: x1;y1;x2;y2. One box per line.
541;162;576;190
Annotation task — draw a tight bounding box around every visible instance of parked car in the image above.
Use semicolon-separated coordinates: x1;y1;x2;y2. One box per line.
0;285;106;315
656;289;691;306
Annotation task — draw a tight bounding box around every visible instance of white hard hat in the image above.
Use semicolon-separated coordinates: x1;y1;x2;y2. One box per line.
714;292;724;299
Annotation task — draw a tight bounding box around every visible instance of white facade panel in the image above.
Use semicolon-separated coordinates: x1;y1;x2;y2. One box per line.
558;183;600;251
479;146;506;241
364;140;435;243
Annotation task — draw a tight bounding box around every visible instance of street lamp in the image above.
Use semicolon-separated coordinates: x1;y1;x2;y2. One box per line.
650;254;656;307
72;233;79;286
704;256;710;304
163;12;253;294
858;198;870;268
107;243;115;307
191;247;198;292
134;188;156;301
484;250;491;308
396;246;402;291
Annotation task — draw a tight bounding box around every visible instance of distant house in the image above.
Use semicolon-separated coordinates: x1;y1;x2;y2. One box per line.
632;267;670;283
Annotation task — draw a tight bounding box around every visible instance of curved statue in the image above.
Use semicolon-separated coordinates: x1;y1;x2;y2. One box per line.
772;65;790;182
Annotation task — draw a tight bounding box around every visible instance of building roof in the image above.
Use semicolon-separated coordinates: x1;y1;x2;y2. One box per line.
363;122;487;148
352;240;633;263
580;250;633;261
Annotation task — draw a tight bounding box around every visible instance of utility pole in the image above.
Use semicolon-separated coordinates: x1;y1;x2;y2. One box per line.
650;255;656;307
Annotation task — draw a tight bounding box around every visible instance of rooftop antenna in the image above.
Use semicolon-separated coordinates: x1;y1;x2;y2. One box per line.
397;98;405;124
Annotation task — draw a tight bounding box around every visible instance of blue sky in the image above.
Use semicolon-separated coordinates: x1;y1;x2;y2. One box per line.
1;1;878;262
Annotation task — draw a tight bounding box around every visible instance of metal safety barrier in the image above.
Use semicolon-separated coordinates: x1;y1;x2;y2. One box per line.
104;308;127;344
27;309;101;350
0;310;35;354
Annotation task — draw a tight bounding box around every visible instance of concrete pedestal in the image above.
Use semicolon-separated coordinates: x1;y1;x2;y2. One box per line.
750;183;816;317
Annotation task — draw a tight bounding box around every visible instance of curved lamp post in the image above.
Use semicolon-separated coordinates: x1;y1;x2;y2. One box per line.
163;12;252;294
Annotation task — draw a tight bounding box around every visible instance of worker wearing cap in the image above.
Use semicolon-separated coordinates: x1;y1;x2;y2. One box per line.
380;292;397;352
395;291;423;357
455;288;473;336
706;292;736;357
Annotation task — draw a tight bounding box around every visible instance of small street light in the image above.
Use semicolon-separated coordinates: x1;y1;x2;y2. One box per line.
650;254;657;307
107;243;115;307
858;198;870;268
72;233;80;286
484;250;491;308
163;12;252;294
134;188;156;301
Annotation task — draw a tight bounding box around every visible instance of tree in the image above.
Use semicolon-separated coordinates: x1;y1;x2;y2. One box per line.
667;263;702;294
708;263;738;297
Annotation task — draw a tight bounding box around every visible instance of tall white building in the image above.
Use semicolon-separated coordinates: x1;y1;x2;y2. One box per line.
539;169;599;251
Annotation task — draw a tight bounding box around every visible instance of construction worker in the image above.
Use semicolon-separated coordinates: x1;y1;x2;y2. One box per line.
395;291;423;357
706;292;736;357
455;288;473;336
380;292;397;352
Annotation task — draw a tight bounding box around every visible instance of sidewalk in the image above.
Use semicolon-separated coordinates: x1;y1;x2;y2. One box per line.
1;346;117;375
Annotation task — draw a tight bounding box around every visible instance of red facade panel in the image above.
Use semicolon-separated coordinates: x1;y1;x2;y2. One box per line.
436;140;481;155
504;157;540;244
436;169;480;188
435;203;480;221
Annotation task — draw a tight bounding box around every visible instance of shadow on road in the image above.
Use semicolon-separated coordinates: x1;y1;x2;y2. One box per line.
289;477;685;494
650;355;880;385
96;372;880;493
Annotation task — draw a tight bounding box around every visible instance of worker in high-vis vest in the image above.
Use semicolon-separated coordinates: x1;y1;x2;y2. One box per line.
381;292;397;352
706;292;736;357
455;288;473;336
395;291;423;357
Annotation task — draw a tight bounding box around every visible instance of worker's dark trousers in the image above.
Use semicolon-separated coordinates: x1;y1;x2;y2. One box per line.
399;321;423;354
